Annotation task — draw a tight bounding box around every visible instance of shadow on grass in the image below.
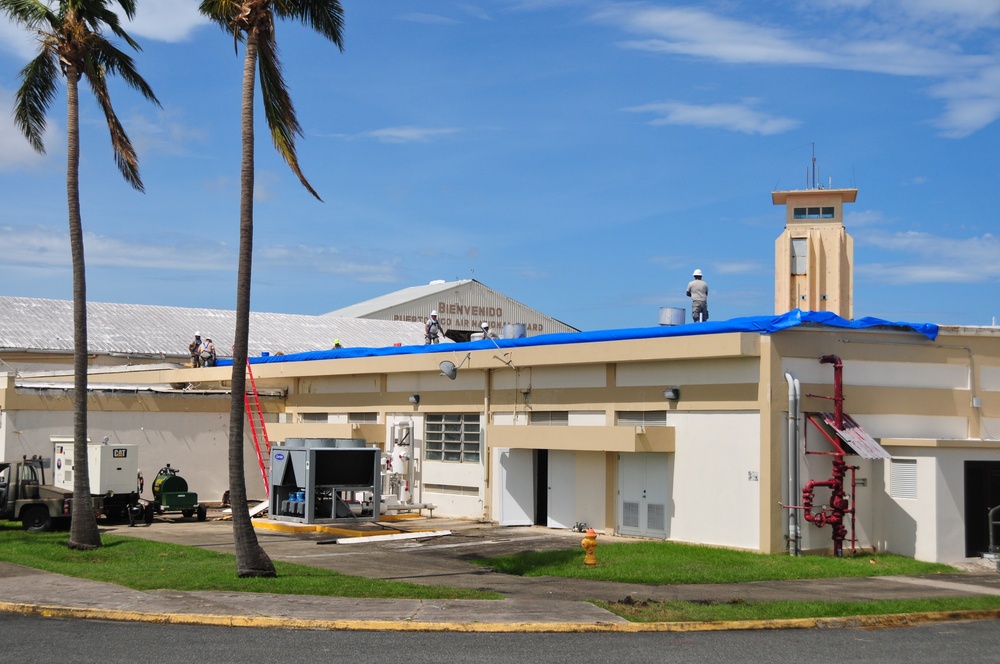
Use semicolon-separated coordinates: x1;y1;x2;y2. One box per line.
471;549;581;575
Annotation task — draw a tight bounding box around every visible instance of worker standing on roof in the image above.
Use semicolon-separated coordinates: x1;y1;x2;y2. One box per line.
189;332;203;367
686;269;709;322
201;338;217;367
481;321;497;340
425;310;443;344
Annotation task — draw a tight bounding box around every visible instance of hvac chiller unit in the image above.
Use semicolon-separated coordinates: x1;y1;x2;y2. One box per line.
269;438;381;524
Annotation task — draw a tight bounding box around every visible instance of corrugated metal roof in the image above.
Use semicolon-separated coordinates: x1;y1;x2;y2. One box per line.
0;296;428;359
820;412;892;460
325;280;472;318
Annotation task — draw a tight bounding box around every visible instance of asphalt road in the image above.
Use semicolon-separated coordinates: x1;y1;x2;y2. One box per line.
3;613;998;663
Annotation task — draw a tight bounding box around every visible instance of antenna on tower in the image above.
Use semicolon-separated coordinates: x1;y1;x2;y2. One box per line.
811;142;817;189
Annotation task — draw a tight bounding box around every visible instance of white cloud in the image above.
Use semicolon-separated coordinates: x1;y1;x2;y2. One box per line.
0;18;38;59
125;0;208;43
929;64;1000;137
128;108;208;157
0;224;230;271
398;13;461;26
844;209;888;228
354;126;462;143
0;224;404;284
258;245;402;282
714;261;766;276
625;101;800;135
857;231;1000;284
0;1;206;55
595;3;1000;137
600;6;829;66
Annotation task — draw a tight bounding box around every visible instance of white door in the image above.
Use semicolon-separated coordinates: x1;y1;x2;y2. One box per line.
497;449;534;526
547;450;575;529
618;452;669;538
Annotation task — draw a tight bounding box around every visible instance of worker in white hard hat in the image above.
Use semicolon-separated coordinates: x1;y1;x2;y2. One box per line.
188;332;203;367
686;269;709;322
481;321;497;340
425;310;443;344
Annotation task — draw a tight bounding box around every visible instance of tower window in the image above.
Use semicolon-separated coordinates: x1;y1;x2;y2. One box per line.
793;207;835;219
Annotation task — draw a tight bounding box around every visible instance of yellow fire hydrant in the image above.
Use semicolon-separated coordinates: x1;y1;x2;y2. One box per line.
581;527;598;566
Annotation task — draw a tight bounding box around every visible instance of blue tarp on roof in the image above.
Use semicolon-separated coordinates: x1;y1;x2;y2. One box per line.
218;309;938;367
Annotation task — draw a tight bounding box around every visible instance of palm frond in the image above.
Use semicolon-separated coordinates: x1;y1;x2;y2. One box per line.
92;37;160;106
0;0;51;26
275;0;345;50
199;0;246;51
81;59;144;191
13;49;60;153
256;25;321;200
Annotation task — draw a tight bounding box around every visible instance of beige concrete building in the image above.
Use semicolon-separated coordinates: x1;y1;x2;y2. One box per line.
2;186;998;565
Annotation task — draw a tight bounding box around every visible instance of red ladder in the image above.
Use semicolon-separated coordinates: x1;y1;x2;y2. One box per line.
244;359;271;497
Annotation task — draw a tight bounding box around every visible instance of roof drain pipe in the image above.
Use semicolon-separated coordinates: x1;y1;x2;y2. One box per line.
785;371;801;556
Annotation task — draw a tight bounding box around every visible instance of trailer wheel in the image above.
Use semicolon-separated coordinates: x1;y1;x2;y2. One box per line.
181;509;194;518
196;504;207;522
22;505;52;532
143;503;155;525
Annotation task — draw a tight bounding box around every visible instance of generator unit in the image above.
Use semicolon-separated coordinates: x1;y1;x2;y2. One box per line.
52;439;141;521
145;464;206;522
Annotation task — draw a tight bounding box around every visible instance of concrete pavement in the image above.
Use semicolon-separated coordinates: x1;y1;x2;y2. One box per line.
2;513;1000;632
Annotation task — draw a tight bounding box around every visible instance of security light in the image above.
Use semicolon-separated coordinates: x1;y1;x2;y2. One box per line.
439;353;471;380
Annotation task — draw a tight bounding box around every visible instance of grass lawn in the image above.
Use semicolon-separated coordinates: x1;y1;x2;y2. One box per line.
474;539;1000;622
0;524;498;600
474;539;958;584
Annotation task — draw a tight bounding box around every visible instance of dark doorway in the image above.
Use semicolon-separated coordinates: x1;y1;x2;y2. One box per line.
964;461;1000;557
534;449;548;526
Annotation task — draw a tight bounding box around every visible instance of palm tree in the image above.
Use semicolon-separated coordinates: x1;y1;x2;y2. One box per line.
2;0;159;550
199;0;344;577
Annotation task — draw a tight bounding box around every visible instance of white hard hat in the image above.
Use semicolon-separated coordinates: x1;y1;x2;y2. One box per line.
692;269;703;277
431;310;438;316
481;322;488;329
195;331;201;336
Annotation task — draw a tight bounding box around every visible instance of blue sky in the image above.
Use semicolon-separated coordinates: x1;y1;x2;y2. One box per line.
1;0;998;331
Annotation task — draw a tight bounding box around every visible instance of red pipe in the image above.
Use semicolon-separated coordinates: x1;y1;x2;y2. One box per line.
801;355;851;556
801;456;850;556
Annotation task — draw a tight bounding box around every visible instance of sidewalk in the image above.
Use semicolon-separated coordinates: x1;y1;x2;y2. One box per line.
2;515;1000;632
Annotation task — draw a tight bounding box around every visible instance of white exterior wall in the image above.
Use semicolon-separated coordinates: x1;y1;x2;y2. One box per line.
871;447;1000;563
1;405;264;504
668;411;761;549
783;357;969;390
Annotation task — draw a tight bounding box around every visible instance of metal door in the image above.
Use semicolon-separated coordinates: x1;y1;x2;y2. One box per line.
497;449;534;526
618;452;669;538
547;450;575;529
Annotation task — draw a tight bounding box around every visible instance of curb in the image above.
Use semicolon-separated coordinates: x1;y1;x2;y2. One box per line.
2;601;999;633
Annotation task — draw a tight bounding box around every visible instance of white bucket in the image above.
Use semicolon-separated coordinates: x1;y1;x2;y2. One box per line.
659;307;685;326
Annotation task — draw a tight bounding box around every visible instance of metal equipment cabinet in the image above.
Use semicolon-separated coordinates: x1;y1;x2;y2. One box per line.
268;438;381;524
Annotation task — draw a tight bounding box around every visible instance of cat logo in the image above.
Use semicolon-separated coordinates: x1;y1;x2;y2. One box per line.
113;448;128;458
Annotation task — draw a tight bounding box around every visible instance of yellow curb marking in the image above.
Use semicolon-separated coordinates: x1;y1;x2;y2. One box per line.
1;601;998;633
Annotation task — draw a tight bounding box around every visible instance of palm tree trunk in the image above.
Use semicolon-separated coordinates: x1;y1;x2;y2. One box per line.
66;65;101;550
229;31;275;577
